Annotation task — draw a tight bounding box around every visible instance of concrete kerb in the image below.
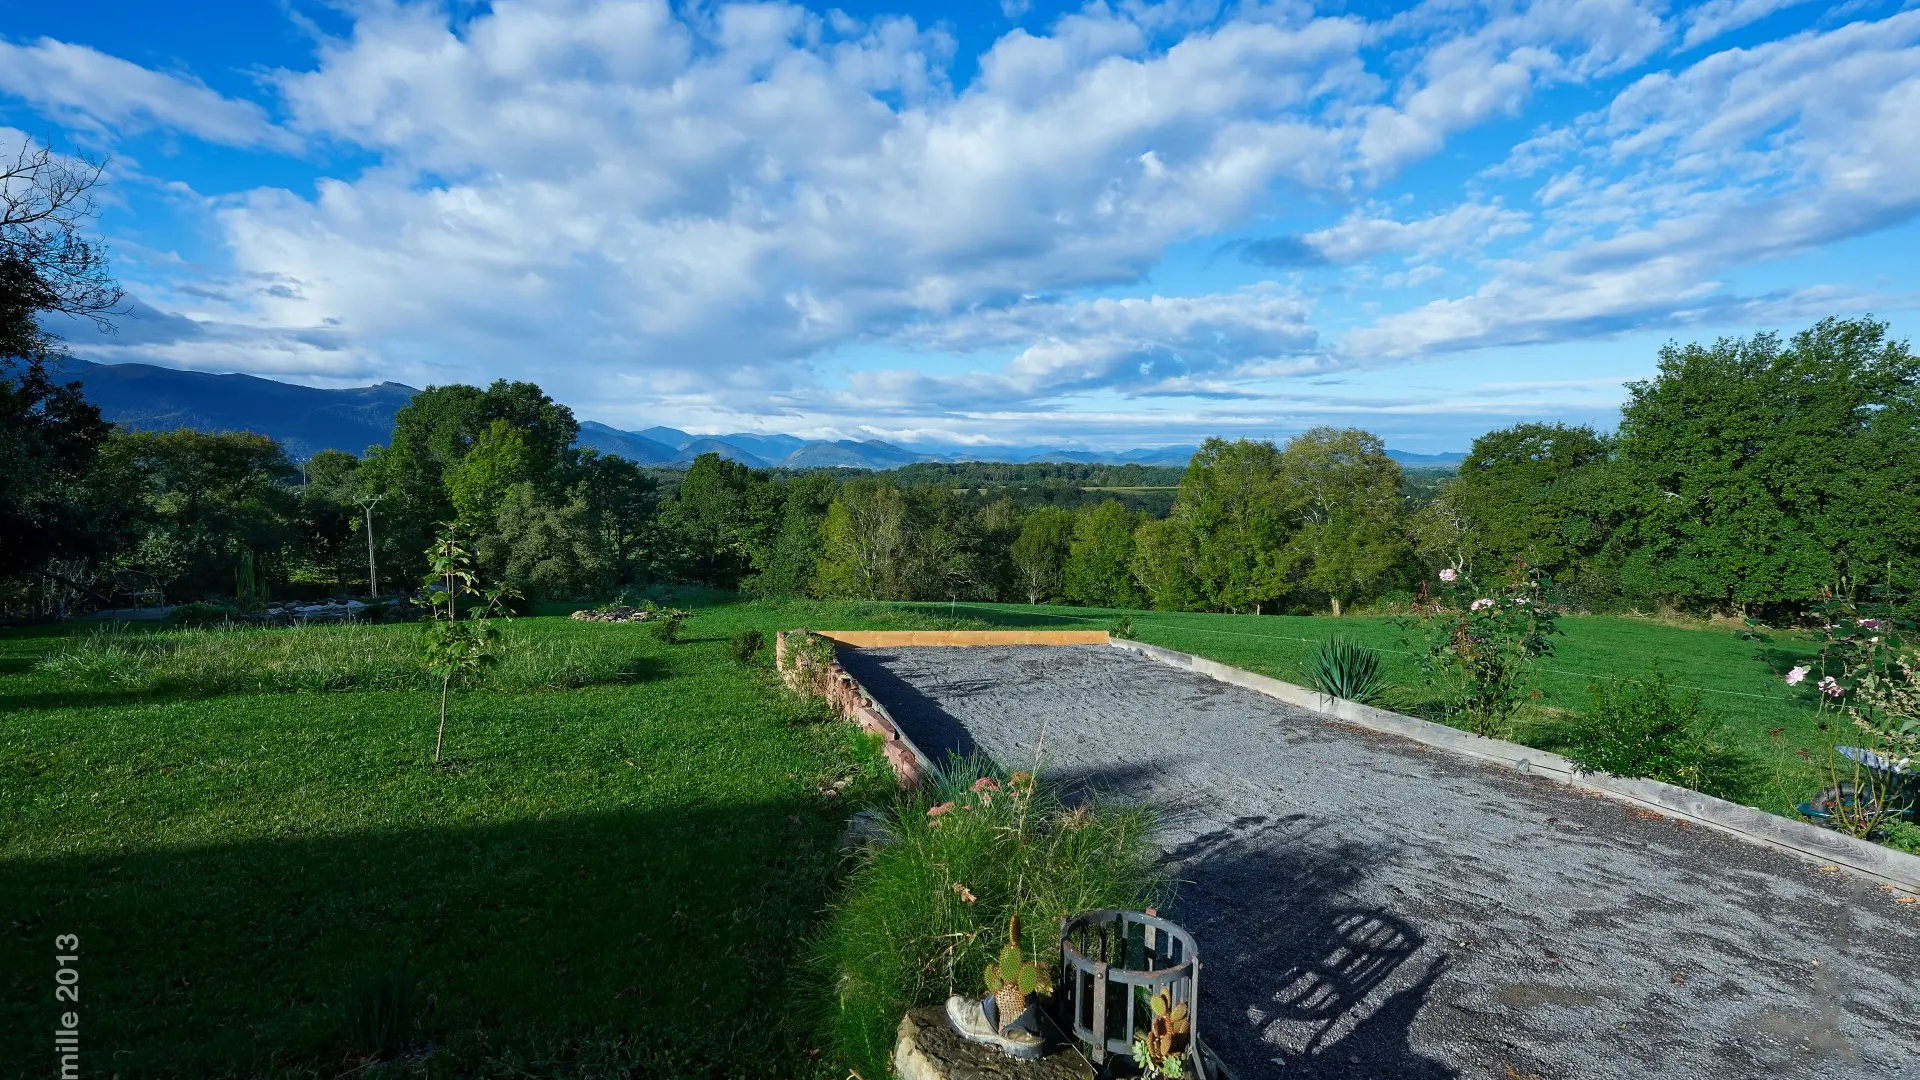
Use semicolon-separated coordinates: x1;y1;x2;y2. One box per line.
1108;636;1920;896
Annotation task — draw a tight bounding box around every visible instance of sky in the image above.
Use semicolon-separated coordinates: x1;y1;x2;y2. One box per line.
2;0;1917;453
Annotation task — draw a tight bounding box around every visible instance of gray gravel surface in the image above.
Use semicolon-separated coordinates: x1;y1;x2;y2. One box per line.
840;644;1920;1080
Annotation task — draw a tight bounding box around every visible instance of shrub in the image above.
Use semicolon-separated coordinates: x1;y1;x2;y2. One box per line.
810;759;1165;1079
1305;636;1386;704
1109;615;1137;640
1563;666;1717;791
650;613;683;644
728;629;765;664
1408;571;1559;737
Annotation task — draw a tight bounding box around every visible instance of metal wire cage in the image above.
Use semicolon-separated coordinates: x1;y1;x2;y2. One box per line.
1057;909;1206;1076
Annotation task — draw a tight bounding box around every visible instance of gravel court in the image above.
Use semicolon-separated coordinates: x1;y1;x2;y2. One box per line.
838;644;1920;1080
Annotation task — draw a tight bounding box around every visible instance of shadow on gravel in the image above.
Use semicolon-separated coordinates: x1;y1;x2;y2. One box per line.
838;649;981;759
1171;816;1459;1080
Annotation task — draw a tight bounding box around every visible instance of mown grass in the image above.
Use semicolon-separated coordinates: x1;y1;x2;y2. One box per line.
0;596;1013;1078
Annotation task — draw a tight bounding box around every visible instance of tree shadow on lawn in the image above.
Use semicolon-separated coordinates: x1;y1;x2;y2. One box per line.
0;796;846;1079
1166;816;1459;1080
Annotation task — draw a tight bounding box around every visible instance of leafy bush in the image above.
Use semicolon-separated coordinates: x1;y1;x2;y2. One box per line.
1305;636;1386;704
728;628;765;664
1408;571;1559;737
169;602;240;628
650;613;683;644
810;759;1165;1079
1563;666;1718;790
1109;615;1137;640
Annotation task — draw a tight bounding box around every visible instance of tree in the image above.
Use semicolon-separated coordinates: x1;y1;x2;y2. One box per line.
902;485;988;602
2;139;123;347
420;524;515;762
1009;506;1073;604
292;449;363;590
1131;512;1199;611
478;483;611;600
748;470;836;598
814;478;908;600
1609;317;1920;614
575;449;659;586
1276;428;1411;616
446;419;536;528
1447;422;1610;583
1176;438;1292;613
0;356;114;585
367;381;580;584
658;452;773;589
100;429;299;602
1063;500;1142;609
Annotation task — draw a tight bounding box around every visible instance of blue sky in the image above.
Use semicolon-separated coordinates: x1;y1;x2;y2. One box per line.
3;0;1917;453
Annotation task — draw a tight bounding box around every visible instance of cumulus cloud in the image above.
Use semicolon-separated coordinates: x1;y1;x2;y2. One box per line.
0;37;294;149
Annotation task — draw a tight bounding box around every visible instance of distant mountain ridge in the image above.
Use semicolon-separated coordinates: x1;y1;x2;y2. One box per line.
57;360;1462;470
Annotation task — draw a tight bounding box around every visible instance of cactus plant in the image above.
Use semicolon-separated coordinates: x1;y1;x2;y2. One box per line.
1131;986;1190;1078
983;913;1047;1029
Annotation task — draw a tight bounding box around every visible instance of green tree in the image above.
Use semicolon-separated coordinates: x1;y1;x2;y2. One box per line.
575;449;659;586
1131;513;1199;611
1009;506;1073;604
477;483;611;600
657;453;774;589
814;478;908;600
902;485;988;602
100;430;300;602
1176;437;1292;613
1063;500;1142;609
1447;422;1610;583
748;470;837;598
1609;317;1920;614
1276;428;1411;616
292;449;363;591
445;419;536;528
420;524;515;762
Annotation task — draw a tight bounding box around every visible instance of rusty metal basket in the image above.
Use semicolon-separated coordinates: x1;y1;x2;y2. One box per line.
1057;909;1207;1076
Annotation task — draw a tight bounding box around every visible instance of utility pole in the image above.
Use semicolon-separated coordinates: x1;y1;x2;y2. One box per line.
357;495;384;598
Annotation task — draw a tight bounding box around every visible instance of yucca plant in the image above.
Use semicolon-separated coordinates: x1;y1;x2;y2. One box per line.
1306;636;1386;705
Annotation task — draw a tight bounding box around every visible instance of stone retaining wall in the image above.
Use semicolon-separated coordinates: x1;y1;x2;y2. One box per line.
776;629;935;788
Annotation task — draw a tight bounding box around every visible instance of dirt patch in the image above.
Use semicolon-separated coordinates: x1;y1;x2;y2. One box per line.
840;644;1920;1080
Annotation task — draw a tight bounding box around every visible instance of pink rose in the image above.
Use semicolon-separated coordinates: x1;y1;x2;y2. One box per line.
1439;568;1458;583
1785;666;1809;686
1818;676;1844;699
1470;598;1494;611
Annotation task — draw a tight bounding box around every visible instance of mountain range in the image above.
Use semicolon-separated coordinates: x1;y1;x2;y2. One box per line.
53;359;1466;469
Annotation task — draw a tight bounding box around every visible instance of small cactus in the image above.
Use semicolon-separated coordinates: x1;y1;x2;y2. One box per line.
1132;986;1190;1078
983;913;1048;1029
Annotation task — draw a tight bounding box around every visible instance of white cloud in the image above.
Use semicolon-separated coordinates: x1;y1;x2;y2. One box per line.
1680;0;1818;49
0;37;294;149
1341;9;1920;358
1304;202;1532;264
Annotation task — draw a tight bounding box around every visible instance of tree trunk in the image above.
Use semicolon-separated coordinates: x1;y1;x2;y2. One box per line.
436;674;451;761
1331;596;1343;617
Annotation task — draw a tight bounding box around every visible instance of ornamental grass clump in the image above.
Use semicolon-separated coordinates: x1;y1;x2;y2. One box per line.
809;757;1165;1079
1305;636;1387;705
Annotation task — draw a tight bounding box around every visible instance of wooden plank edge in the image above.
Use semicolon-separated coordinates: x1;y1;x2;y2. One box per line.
1108;637;1920;896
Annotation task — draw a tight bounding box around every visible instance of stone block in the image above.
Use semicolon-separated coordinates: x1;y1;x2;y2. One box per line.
894;1007;1092;1080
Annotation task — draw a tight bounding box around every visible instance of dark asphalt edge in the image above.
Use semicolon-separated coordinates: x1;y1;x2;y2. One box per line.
1108;637;1920;896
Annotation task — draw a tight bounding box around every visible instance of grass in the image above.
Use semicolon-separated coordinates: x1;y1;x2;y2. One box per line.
3;589;1895;1074
882;600;1853;821
809;758;1164;1079
0;595;1011;1078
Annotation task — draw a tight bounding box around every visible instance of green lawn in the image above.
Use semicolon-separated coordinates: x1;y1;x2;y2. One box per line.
0;597;995;1078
